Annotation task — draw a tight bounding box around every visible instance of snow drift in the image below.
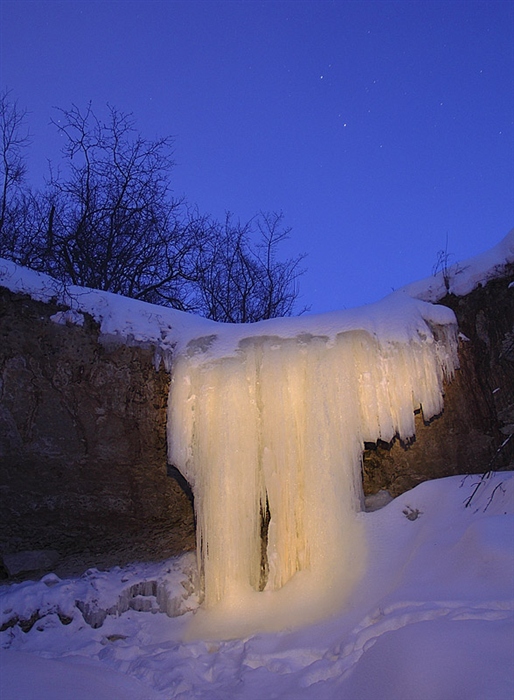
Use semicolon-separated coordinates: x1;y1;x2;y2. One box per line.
2;472;512;700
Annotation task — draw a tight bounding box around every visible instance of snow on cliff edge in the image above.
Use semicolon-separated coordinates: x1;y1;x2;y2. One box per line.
399;227;514;301
0;228;512;359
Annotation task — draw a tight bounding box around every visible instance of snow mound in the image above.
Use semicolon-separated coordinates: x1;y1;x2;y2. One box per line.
1;473;512;699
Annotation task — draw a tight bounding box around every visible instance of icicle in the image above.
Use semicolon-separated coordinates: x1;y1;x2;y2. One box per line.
167;304;458;638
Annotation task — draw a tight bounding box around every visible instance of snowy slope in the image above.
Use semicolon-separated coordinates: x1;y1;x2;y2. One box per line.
1;473;513;699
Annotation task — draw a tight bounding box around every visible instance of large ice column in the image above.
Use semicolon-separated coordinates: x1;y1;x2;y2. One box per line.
167;298;458;634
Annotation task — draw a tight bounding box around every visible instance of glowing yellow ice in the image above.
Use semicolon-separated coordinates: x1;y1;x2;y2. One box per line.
168;310;458;638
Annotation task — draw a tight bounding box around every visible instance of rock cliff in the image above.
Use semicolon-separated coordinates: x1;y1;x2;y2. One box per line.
363;267;514;495
1;265;513;580
0;287;195;579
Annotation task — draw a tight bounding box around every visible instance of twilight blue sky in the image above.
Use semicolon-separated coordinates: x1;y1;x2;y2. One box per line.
1;0;513;314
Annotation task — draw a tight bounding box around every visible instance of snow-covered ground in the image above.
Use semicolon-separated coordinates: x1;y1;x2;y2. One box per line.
1;229;513;698
1;472;513;699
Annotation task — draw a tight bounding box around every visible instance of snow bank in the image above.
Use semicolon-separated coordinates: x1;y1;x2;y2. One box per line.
1;473;512;699
0;258;217;364
2;226;512;358
0;258;449;359
0;650;163;700
400;227;514;302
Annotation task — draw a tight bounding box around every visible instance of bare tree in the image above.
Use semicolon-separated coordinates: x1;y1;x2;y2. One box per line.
45;103;197;306
0;90;32;258
0;99;307;321
194;212;306;323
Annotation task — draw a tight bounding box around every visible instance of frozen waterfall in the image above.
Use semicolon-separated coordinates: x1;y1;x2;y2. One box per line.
167;294;459;638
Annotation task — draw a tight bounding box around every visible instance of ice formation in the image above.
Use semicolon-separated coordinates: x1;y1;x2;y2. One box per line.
167;295;459;636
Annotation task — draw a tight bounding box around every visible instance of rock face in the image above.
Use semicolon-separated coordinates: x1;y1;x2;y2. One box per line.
1;266;513;579
0;288;195;578
363;266;514;496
